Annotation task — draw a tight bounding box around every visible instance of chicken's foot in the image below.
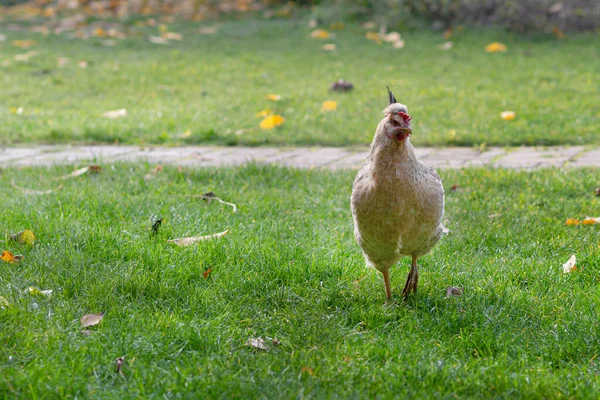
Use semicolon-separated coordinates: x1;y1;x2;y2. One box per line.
402;256;419;299
381;268;393;302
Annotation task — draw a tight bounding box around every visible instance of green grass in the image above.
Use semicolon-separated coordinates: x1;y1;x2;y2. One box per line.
0;17;599;147
1;164;600;398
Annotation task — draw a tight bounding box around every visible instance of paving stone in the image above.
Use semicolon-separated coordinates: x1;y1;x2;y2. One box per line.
569;148;600;167
424;148;505;169
279;148;348;168
0;146;58;165
494;147;585;169
328;152;369;170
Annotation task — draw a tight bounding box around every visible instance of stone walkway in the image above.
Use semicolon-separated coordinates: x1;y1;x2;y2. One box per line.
1;145;599;169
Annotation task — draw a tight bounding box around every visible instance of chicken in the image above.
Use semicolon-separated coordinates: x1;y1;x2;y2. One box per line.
351;87;445;302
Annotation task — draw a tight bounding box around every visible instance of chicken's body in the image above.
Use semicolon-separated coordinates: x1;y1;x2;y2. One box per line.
351;92;445;301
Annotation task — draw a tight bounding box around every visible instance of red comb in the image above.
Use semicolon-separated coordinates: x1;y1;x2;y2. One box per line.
398;111;411;123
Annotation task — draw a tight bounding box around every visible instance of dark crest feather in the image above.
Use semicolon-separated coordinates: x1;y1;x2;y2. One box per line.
387;86;397;105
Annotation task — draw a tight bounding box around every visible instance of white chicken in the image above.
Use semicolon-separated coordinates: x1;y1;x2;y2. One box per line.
351;87;445;302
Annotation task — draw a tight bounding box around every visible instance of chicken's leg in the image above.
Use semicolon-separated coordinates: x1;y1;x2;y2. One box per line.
402;256;419;299
381;268;393;302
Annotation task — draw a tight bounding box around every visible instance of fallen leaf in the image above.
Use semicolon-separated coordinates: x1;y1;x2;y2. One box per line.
444;28;453;39
149;36;169;44
565;218;580;226
548;3;564;14
1;251;23;263
78;61;88;68
310;29;329;39
162;32;182;41
552;27;565;40
442;227;450;234
167;229;229;247
382;31;401;43
11;181;64;195
144;165;163;180
26;287;52;297
438;41;453;50
116;356;125;376
0;296;9;309
595;188;600;197
329;79;354;92
199;193;237;213
445;287;464;297
81;313;104;328
562;254;576;274
94;27;107;37
365;32;382;44
202;267;212;279
265;94;281;101
14;51;39;62
81;329;93;336
103;109;127;119
392;40;405;49
330;22;345;30
255;109;273;117
12;39;36;48
301;366;315;375
57;57;69;67
9;230;35;245
271;338;281;346
246;337;268;350
450;184;459;191
0;34;6;42
500;111;516;120
485;42;507;53
55;165;101;180
362;21;376;30
260;115;285;130
488;213;502;219
322;43;336;52
582;217;600;225
321;100;337;112
198;26;218;35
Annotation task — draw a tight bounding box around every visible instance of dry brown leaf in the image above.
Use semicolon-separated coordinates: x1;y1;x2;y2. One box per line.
144;165;163;180
78;61;88;68
392;40;405;49
444;28;453;39
552;27;565;40
54;165;101;180
200;193;237;213
198;26;219;35
365;32;382;44
562;254;576;274
149;36;169;44
167;229;229;247
116;356;125;376
14;51;39;62
322;43;336;52
246;337;268;350
9;230;35;245
11;180;64;195
81;313;104;328
103;109;127;119
382;31;401;43
162;32;182;41
301;366;315;375
438;41;453;50
202;267;213;279
445;287;463;298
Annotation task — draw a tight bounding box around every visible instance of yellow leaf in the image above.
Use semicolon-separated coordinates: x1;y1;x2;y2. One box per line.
27;287;52;297
9;230;35;245
159;24;168;33
43;7;56;18
259;115;285;129
256;109;273;117
330;22;345;30
321;101;337;111
310;29;330;39
444;28;453;40
12;40;36;49
562;254;576;274
265;94;281;101
500;111;516;120
366;32;382;45
485;42;507;53
582;217;600;225
552;27;565;40
565;218;580;226
94;27;107;37
1;251;22;263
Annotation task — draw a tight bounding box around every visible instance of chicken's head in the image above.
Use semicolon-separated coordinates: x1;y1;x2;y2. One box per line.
383;87;412;142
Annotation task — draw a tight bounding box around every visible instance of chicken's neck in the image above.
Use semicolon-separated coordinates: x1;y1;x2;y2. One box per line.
369;134;418;173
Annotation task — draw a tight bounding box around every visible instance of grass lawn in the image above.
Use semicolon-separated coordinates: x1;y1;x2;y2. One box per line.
0;17;599;147
1;163;600;398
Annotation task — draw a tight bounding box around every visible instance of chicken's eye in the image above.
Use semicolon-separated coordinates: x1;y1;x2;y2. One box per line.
390;119;401;127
